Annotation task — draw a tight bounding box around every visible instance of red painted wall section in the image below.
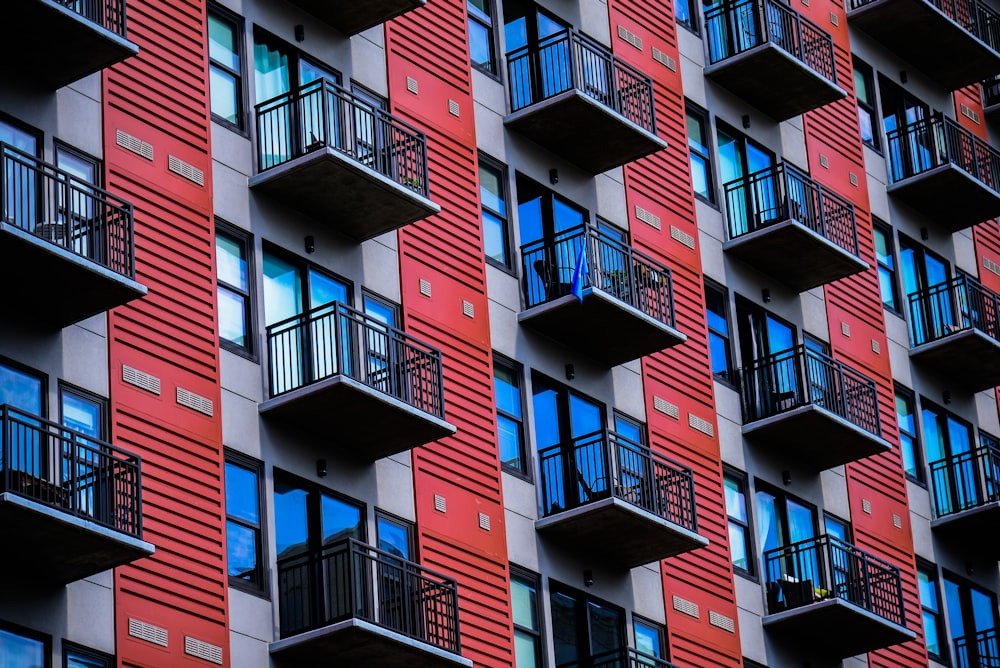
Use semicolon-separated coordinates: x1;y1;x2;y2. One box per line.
386;2;516;666
608;1;742;665
801;1;927;665
104;0;229;665
955;85;988;138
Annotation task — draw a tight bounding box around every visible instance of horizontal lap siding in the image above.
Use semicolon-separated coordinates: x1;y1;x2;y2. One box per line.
387;2;514;666
105;0;227;664
609;0;742;664
801;3;925;665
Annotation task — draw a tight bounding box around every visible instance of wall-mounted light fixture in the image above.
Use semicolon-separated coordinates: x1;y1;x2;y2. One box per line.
549;168;559;185
782;470;792;486
583;570;594;587
762;288;771;304
305;235;315;253
295;24;305;42
565;364;575;381
742;114;751;129
316;458;327;477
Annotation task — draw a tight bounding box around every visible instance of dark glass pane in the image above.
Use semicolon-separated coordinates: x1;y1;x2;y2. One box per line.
274;480;309;559
321;494;363;545
218;286;248;347
483;210;508;264
498;415;523;469
550;591;580;664
633;620;663;659
469;20;494;71
208;13;240;71
532;387;560;449
227;519;259;580
0;629;44;667
225;461;259;524
377;516;410;560
511;577;539;629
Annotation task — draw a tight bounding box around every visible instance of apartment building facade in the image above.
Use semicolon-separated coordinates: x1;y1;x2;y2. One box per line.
1;0;999;667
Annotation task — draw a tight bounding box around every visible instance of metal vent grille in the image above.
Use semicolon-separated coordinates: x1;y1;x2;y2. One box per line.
116;129;153;161
673;595;699;618
689;413;714;437
709;610;735;633
871;339;880;354
653;396;680;419
829;11;839;25
635;206;661;230
168;155;205;186
617;26;643;51
478;512;491;531
448;99;460;117
123;365;161;395
462;300;474;318
185;637;223;665
862;498;872;514
892;513;902;529
819;154;829;168
419;279;432;297
406;77;418;94
961;103;981;124
433;494;446;513
651;47;676;71
841;322;851;337
177;387;214;416
849;172;859;186
984;256;1000;277
129;619;168;647
670;225;695;250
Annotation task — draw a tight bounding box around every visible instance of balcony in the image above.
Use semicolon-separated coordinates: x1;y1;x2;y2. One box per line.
6;0;138;90
504;29;667;174
535;430;708;569
907;275;1000;392
929;445;1000;557
846;0;1000;90
740;345;891;471
271;538;469;668
762;535;916;658
519;224;686;366
0;405;153;585
0;143;145;329
704;0;844;120
259;301;455;460
284;0;426;35
886;114;1000;230
561;648;681;668
722;163;868;291
955;628;1000;668
250;79;439;242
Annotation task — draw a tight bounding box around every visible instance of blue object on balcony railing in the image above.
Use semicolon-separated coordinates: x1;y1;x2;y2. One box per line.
255;78;431;197
704;0;837;82
505;28;657;134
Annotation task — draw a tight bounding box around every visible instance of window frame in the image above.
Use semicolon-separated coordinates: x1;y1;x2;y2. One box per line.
64;640;113;668
917;559;946;662
724;466;755;579
704;279;735;387
895;384;924;484
480;153;514;271
58;382;107;440
216;220;257;360
853;57;879;151
675;0;699;33
261;242;354;326
872;218;901;314
548;580;626;664
494;353;529;478
753;481;819;575
0;621;51;668
0;356;47;419
272;469;369;555
631;615;669;663
224;449;268;597
686;102;715;205
375;509;415;561
468;0;500;77
207;3;246;133
510;565;543;668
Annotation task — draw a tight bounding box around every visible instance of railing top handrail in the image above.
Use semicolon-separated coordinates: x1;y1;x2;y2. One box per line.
722;161;856;213
536;428;696;475
763;533;902;574
928;442;1000;469
0;142;133;212
504;27;654;88
740;343;875;386
889;113;1000;160
275;537;460;588
519;223;673;276
705;0;828;32
0;403;142;464
908;273;1000;303
264;299;444;358
253;78;429;141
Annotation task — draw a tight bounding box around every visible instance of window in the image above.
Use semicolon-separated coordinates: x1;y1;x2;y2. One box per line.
480;154;511;268
735;296;796;366
0;624;48;668
944;572;1000;667
632;617;668;664
916;563;944;661
494;354;527;474
873;220;899;312
853;58;878;150
53;142;101;257
254;31;341;106
922;400;975;516
59;384;105;441
510;567;542;668
898;235;949;302
208;6;245;129
686;104;714;203
225;451;266;593
503;0;572;107
64;642;112;668
724;469;753;576
879;77;931;182
0;117;41;233
376;511;414;560
705;281;733;383
755;484;817;562
468;0;498;74
216;222;255;356
716;125;776;236
273;473;365;562
0;360;45;478
895;386;922;482
549;584;624;664
675;0;698;32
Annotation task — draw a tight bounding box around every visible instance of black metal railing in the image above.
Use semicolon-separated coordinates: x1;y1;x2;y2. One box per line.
520;224;677;327
255;78;430;197
907;274;1000;347
984;75;1000;109
506;28;657;134
847;0;1000;50
955;627;1000;668
722;162;859;256
764;534;906;626
739;344;882;435
885;113;1000;192
929;445;1000;519
55;0;129;37
0;142;136;278
704;0;837;81
277;538;462;654
537;429;699;532
0;404;143;538
266;300;446;419
559;647;681;668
